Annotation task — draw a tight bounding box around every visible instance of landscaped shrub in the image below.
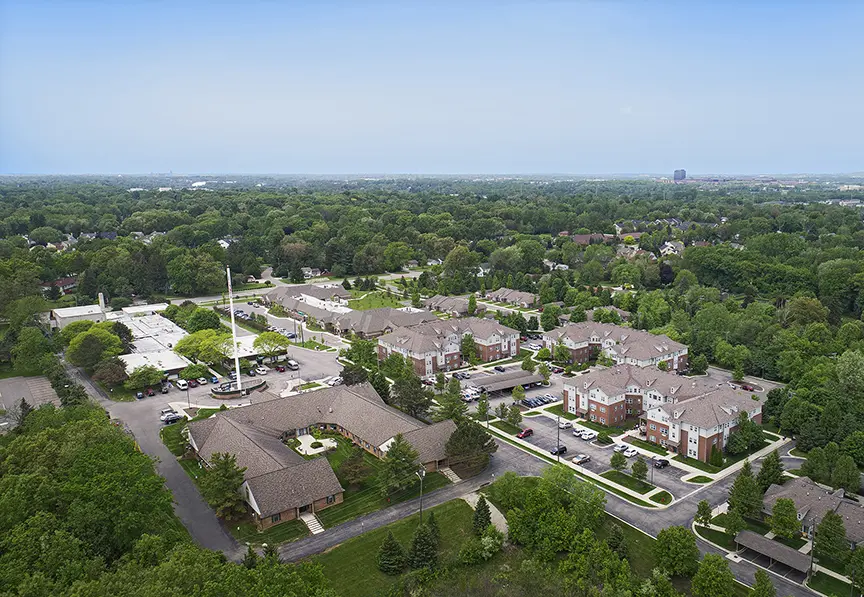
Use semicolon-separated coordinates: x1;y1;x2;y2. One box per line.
310;441;323;449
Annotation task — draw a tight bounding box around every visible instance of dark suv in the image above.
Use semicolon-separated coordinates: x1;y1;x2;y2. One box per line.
653;458;670;469
550;445;568;456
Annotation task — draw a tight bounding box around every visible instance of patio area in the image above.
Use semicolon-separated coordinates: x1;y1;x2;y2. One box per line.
296;433;337;455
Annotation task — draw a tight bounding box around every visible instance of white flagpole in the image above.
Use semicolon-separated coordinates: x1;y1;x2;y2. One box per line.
226;266;243;391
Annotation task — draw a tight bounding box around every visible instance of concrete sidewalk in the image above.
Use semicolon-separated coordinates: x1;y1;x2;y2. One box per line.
463;491;508;537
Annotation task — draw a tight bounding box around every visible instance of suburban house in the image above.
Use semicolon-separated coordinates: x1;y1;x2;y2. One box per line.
586;306;631;322
485;288;537;308
40;276;78;296
331;308;437;338
543;322;688;371
423;295;483;318
377;317;520;376
263;284;351;307
763;477;864;547
186;383;457;530
301;267;322;279
644;387;761;460
659;240;685;257
616;245;657;261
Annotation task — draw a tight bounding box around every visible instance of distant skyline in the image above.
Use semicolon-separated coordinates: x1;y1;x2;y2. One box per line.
1;1;862;175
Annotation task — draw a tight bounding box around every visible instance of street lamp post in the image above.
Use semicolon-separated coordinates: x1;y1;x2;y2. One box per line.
416;467;426;524
556;415;561;462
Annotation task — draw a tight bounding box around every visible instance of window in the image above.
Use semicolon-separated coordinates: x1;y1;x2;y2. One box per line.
712;437;718;445
661;428;667;436
649;424;656;431
660;439;667;447
600;406;606;413
589;404;596;411
326;494;337;504
271;513;281;523
600;418;606;424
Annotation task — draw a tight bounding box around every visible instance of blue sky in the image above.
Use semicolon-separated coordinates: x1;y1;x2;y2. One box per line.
1;1;862;175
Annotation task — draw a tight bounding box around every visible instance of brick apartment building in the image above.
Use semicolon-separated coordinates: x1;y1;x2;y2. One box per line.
377;317;520;377
562;364;761;462
543;322;688;371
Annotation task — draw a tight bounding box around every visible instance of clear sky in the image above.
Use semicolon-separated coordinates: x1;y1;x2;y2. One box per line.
1;1;862;175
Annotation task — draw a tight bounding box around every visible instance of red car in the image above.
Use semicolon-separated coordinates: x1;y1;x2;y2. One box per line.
741;384;755;392
145;387;155;396
275;365;286;373
187;379;199;388
516;428;533;439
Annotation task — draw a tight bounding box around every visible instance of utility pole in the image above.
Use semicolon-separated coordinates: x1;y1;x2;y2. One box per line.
416;467;426;524
557;415;561;462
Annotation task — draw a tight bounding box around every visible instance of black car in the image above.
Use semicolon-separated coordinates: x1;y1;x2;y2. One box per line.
161;385;169;394
494;366;506;373
653;458;670;469
550;445;568;456
163;413;183;425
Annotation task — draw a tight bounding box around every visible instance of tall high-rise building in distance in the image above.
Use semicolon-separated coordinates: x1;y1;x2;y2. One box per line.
673;169;686;181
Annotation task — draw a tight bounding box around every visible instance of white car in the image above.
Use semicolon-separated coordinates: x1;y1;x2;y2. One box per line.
581;430;598;441
572;428;586;438
613;444;627;453
558;420;573;429
529;343;543;351
196;377;208;385
572;454;591;465
159;407;177;421
254;366;268;375
623;447;639;458
328;377;343;386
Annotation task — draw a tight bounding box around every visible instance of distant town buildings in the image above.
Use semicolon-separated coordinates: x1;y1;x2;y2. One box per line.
674;169;687;181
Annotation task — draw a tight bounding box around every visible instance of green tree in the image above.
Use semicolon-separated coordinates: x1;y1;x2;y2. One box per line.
377;531;406;575
253;331;291;362
67;327;124;369
92;357;129;385
724;507;746;537
831;455;861;494
473;495;492;536
433;390;468;422
610;451;627;472
690;354;709;375
537;362;551;383
445;419;498;472
750;569;776;597
468;294;477;316
554;343;572;364
408;523;438;570
695;500;713;527
541;306;561;331
847;547;864;597
12;327;52;375
369;369;391;401
460;333;478;364
770;498;800;539
631;456;648;482
199;452;247;520
756;450;785;492
815;510;850;565
242;544;259;569
179;363;210;380
341;362;369;386
391;373;433;418
727;461;762;518
426;510;440;548
186;308;222;333
691;554;735;597
841;431;864;468
512;384;525;402
536;347;551;360
337;447;372;489
521;355;536;373
379;434;419;496
506;404;523;427
654;526;700;577
434;372;447;394
124;365;164;390
59;320;95;345
344;338;378;369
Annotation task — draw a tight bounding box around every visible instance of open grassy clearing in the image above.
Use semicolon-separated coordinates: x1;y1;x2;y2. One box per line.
626;437;669;455
601;470;655;494
490;420;522;435
229;518;309;546
684;475;713;483
348;291;404;310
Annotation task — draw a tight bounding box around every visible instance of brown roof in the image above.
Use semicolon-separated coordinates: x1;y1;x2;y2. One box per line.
378;317;519;356
763;476;864;544
245;458;344;517
402;420;458;464
734;531;811;573
567;364;714;401
333;308;436;336
546;322;686;362
659;388;761;429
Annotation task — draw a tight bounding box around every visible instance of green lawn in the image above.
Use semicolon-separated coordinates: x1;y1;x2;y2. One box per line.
601;470;655;494
315;499;475;597
229;518;308;547
98;381;138;402
808;571;853;597
0;362;34;379
490;420;522;435
348;291;404;310
544;404;579;420
316;436;450;528
816;554;852;577
674;455;721;474
786;469;802;477
685;475;713;483
790;448;808;458
651;491;673;504
695;525;737;550
626;437;668;455
711;514;771;536
773;534;807;550
160;422;188;456
299;382;323;390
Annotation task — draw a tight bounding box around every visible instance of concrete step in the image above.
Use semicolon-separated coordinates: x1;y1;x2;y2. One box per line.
300;512;325;534
439;467;461;484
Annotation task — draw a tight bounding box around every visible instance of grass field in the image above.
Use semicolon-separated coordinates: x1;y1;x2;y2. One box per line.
601;470;655;494
348;291;404;310
315;499;475;597
674;455;721;474
651;491;673;504
300;382;323;390
711;514;771;536
490;420;522;435
808;571;852;597
0;362;34;380
316;436;450;528
544;404;579;420
685;475;713;483
695;525;737;550
229;518;309;546
626;437;668;455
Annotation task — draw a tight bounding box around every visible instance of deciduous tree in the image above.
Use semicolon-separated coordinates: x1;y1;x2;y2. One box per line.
691;554;735;597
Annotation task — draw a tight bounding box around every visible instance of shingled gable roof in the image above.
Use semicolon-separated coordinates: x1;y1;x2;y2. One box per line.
658;387;760;429
245;458;344;517
378;317;519;355
571;364;713;400
401;420;458;464
763;476;864;543
333;308;437;336
548;322;685;361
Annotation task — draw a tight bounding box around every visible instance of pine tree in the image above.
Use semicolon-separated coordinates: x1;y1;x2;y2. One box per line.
408;523;438;570
831;455;861;494
607;522;628;558
756;450;785;492
751;569;776;597
262;543;280;563
728;461;761;518
468;294;477;316
242;544;258;569
473;496;492;536
724;507;746;537
426;511;440;548
377;531;407;575
631;456;648;482
199;452;247;520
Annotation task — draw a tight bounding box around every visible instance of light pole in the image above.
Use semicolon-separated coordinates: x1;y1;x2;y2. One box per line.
556;415;561;462
416;467;426;524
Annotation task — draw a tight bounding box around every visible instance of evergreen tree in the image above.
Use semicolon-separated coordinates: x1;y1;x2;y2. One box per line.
379;434;419;496
14;398;33;427
611;451;627;472
262;542;279;563
427;511;441;548
369;369;391;402
724;508;746;537
607;522;628;558
815;510;850;564
756;450;785;492
831;455;861;494
727;461;762;518
847;548;864;596
408;523;438;570
377;531;407;575
473;495;492;536
751;569;776;597
770;498;800;539
241;544;258;569
631;456;648;482
468;293;477;316
695;500;713;527
199;452;247;520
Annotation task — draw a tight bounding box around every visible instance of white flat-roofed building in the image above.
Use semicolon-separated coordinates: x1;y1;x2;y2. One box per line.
50;304;106;329
119;350;190;375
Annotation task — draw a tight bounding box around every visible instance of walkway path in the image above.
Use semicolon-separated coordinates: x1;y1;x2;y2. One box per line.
462;491;508;537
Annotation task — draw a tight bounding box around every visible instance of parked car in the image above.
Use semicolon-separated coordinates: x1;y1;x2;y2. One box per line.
187;379;199;388
328;377;343;386
741;384;755;392
572;429;586;438
286;360;300;371
135;391;144;400
196;377;208;385
581;430;598;441
572;454;591;465
145;387;155;396
550;366;564;374
254;366;268;375
162;413;183;425
228;371;237;379
516;428;533;439
247;370;257;377
550;445;568;456
286;332;297;339
161;385;169;394
175;379;189;391
623;447;638;458
613;444;627;453
494;366;506;373
210;376;219;384
558;420;573;429
653;458;670;469
275;365;286;372
159;408;176;421
422;378;434;386
528;343;542;351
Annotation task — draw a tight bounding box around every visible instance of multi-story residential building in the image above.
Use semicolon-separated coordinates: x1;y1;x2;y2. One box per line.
377;317;520;377
562;364;762;462
485;288;537;308
544;322;688;371
423;294;477;317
